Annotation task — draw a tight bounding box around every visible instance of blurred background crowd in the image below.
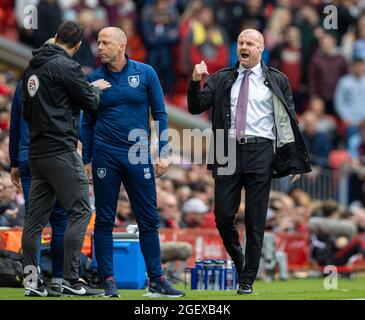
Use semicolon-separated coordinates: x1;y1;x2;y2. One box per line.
1;0;365;269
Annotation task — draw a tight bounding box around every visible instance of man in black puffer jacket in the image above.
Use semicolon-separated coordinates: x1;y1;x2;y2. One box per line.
21;21;110;297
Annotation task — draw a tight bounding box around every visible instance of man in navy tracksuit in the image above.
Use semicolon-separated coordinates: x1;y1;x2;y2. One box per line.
9;81;67;294
81;27;184;298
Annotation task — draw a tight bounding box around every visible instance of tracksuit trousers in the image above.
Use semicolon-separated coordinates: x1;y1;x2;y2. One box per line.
22;151;92;281
92;147;163;280
19;159;67;278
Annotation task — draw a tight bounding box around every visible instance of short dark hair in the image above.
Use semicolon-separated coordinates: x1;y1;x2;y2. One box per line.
321;199;340;217
56;21;84;49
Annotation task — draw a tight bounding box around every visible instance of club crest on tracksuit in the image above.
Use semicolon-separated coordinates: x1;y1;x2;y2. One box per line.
128;75;140;88
27;74;39;97
97;168;106;179
144;168;151;179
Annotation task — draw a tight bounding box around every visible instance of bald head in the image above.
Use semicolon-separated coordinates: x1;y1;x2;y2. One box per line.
99;27;127;44
98;27;128;69
238;29;264;46
236;28;265;68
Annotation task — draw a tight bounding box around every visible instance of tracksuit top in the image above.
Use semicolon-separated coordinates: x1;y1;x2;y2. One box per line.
9;82;29;168
81;56;168;164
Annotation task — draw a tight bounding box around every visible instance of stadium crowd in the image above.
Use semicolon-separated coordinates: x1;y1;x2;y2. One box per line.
1;0;365;269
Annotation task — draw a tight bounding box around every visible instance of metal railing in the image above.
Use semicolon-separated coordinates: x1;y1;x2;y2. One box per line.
271;157;352;206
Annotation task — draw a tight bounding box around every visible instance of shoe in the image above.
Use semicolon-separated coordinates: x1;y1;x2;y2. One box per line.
24;279;61;297
61;278;104;296
237;283;253;294
46;285;62;297
103;278;120;298
49;282;62;295
144;277;185;298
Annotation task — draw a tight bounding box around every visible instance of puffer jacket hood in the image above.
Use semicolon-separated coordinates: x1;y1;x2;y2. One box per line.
29;44;69;69
22;43;101;159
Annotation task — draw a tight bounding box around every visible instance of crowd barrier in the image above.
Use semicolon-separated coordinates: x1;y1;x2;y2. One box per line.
0;226;310;270
1;226;364;273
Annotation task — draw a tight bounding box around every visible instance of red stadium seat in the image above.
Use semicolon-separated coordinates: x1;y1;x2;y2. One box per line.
169;94;188;111
328;150;351;170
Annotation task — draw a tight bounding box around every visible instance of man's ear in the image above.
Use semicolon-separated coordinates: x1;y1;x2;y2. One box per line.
74;41;82;52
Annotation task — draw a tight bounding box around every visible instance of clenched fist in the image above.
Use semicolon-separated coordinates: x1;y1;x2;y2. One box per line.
192;60;209;81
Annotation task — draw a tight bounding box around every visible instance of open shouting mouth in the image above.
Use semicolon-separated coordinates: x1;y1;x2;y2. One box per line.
241;52;250;59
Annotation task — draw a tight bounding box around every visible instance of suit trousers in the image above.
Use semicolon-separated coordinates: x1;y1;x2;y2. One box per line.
214;139;274;285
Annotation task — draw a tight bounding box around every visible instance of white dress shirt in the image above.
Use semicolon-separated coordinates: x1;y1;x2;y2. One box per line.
230;63;275;140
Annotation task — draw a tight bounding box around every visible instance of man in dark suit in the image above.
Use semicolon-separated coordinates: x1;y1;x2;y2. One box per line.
187;29;311;294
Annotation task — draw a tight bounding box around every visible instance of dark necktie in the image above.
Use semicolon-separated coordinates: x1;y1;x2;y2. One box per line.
235;69;252;140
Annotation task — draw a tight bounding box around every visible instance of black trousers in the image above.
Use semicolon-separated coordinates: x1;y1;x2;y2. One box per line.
22;151;91;281
214;140;274;285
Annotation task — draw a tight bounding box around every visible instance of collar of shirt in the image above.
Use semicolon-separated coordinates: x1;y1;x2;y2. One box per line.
101;54;130;75
237;62;262;76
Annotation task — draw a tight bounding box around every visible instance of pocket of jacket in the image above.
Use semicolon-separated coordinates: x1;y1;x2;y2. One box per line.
273;142;296;174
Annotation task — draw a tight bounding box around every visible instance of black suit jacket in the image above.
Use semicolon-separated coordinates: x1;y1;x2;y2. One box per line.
187;62;311;179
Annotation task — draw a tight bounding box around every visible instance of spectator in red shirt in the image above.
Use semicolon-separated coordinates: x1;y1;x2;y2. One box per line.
177;0;205;77
190;25;230;75
117;17;147;62
270;25;305;113
0;72;12;97
187;6;230;76
181;197;211;228
158;193;182;229
0;0;17;40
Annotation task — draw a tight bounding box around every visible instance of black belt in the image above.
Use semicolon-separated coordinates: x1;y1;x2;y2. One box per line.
236;137;271;145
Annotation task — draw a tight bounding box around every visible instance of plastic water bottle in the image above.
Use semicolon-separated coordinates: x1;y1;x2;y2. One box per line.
195;260;204;290
225;260;234;290
203;260;213;289
214;260;225;290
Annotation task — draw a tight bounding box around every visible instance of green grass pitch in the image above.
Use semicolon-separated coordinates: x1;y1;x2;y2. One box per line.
1;278;365;300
